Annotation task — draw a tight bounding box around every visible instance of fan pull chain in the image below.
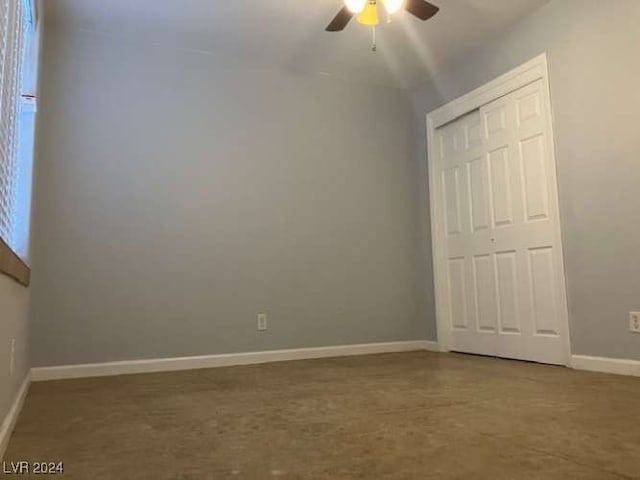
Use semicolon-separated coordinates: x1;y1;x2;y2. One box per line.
371;25;377;52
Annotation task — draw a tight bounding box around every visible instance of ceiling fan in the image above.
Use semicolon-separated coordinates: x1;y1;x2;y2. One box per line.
326;0;439;50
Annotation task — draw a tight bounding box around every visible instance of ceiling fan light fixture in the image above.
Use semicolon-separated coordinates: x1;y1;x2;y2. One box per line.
326;0;439;34
382;0;405;15
344;0;367;14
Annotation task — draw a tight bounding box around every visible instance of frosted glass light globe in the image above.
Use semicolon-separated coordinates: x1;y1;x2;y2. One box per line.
344;0;367;14
383;0;405;14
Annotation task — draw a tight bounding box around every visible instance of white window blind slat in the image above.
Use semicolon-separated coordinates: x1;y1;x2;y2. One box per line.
0;0;27;247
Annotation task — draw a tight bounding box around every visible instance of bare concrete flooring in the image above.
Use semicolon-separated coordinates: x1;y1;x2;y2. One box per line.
3;351;640;479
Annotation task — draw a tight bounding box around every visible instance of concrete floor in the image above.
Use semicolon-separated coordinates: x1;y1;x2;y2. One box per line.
3;351;640;479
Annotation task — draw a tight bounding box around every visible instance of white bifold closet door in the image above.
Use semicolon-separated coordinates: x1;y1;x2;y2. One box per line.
437;79;567;365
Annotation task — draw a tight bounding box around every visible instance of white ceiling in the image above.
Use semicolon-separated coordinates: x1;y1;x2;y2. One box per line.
44;0;550;89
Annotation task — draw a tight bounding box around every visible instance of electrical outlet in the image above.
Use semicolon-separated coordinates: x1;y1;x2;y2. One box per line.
257;313;267;332
9;339;15;376
631;312;640;334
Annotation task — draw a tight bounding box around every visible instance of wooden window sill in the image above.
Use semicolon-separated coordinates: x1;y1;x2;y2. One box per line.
0;238;30;286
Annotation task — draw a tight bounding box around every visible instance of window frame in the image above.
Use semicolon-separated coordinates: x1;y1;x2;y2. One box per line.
0;0;38;286
0;236;29;285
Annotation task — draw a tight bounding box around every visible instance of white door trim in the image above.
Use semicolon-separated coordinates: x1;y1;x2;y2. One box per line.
426;53;572;364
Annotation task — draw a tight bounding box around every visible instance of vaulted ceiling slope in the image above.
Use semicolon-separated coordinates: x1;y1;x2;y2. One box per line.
44;0;550;89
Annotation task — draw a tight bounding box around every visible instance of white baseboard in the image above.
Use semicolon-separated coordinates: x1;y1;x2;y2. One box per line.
571;355;640;377
0;374;30;461
421;340;440;352
31;340;439;382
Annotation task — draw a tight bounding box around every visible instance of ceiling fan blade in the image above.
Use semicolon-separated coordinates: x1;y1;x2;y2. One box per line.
404;0;439;21
326;6;354;32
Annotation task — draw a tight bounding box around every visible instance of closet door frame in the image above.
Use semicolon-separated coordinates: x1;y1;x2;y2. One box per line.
426;53;572;365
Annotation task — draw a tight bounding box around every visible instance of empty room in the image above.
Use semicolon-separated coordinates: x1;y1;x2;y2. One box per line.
1;0;639;478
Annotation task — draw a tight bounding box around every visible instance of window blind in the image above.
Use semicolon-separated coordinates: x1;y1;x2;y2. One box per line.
0;0;26;248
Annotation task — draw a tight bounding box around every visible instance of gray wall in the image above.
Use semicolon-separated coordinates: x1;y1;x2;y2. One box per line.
0;277;29;438
30;27;426;367
413;0;640;359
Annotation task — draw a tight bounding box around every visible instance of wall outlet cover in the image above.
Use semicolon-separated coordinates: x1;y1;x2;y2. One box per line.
257;313;267;332
630;312;640;333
